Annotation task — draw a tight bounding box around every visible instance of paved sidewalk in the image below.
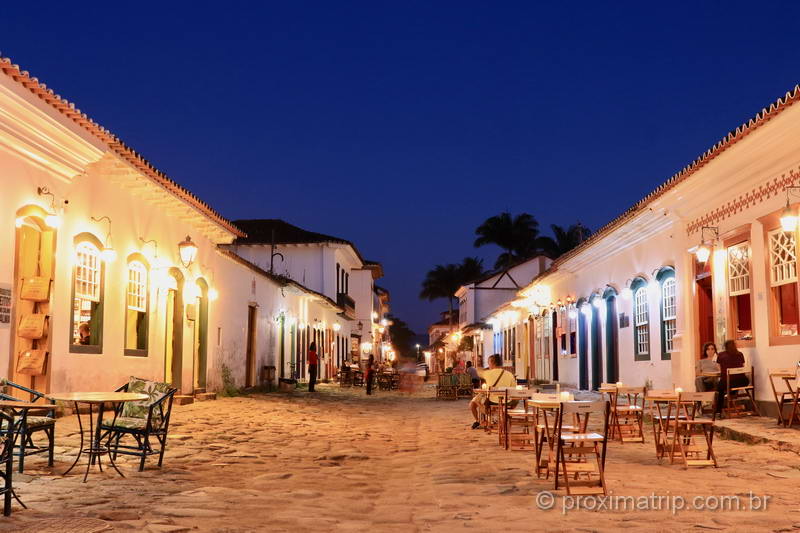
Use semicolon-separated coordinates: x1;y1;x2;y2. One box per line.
0;385;798;532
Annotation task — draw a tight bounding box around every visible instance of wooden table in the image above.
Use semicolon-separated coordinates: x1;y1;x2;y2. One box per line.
48;392;148;482
530;398;562;480
768;369;799;426
645;391;679;462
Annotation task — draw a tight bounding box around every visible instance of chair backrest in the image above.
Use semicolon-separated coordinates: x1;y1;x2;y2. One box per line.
677;391;716;420
615;386;645;407
769;367;795;377
560;400;610;434
122;376;173;420
728;367;750;376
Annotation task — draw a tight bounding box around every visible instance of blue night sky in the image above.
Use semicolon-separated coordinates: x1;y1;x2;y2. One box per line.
3;2;799;333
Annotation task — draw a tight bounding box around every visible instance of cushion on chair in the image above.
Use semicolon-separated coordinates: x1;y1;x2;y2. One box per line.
0;416;54;429
121;376;171;423
103;417;148;430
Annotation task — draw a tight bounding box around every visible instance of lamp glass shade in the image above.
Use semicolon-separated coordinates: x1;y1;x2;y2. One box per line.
178;236;198;267
100;247;117;262
780;207;799;232
695;245;711;263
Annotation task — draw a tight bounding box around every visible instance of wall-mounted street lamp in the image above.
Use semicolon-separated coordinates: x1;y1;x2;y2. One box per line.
91;216;116;262
178;235;198;268
37;186;61;228
780;186;800;232
695;226;719;263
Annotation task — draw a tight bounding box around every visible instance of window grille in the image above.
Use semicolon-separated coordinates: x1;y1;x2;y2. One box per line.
634;287;649;355
127;261;147;312
769;229;797;287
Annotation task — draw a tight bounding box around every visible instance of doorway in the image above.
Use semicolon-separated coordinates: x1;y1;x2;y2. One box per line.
696;275;714;354
245;305;257;387
193;279;209;390
550;310;559;382
605;294;619;383
11;206;56;393
578;303;589;390
164;269;183;391
590;304;602;390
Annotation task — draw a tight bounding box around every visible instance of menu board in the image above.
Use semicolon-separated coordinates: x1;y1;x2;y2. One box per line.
0;284;10;326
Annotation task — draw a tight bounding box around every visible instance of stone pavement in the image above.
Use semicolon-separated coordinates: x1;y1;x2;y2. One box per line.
0;384;800;532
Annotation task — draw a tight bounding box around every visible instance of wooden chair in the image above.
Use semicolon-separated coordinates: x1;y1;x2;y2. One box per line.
100;378;177;471
646;389;680;463
671;392;717;468
768;367;797;426
502;389;538;450
531;393;567;479
436;373;457;400
610;386;645;443
554;400;610;495
0;380;55;472
723;367;759;417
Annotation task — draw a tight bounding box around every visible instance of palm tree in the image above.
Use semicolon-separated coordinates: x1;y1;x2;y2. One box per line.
474;212;542;269
420;257;485;326
537;223;592;259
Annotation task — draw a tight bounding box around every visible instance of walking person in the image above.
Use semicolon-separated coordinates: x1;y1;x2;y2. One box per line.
308;341;318;393
365;354;375;395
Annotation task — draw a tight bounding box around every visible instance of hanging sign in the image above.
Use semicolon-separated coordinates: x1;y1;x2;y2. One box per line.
0;284;10;327
20;277;50;302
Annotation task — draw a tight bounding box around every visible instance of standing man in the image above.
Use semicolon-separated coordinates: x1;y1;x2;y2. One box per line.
308;341;318;393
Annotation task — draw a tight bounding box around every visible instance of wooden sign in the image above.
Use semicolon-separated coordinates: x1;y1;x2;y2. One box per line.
0;284;10;327
16;350;47;375
18;314;48;339
20;277;50;302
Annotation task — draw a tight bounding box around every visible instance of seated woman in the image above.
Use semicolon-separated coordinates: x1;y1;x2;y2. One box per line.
695;342;720;392
715;339;749;414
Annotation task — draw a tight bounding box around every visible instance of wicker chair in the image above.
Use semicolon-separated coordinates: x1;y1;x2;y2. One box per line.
436;373;457;400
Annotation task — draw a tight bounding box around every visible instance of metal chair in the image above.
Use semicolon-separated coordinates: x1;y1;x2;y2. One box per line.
0;380;55;472
100;379;177;471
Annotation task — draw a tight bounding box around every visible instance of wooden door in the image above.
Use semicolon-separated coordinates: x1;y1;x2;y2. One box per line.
245;305;257;387
11;214;55;393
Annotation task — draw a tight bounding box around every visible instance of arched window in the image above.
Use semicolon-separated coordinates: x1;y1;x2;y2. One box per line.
657;267;676;360
631;278;649;361
125;259;149;356
71;237;104;353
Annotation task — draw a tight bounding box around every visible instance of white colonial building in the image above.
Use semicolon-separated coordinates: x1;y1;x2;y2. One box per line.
0;55;388;398
478;83;800;412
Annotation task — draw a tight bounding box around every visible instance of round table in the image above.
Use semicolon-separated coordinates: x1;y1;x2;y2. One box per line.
48;392;148;482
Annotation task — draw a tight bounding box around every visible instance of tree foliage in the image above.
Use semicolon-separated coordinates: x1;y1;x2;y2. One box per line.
419;257;486;324
474;212;542;269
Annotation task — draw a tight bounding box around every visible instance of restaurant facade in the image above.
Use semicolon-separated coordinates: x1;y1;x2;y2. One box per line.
470;84;800;408
0;56;386;396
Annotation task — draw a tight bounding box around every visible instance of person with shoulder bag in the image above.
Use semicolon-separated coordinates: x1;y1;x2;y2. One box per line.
469;354;517;429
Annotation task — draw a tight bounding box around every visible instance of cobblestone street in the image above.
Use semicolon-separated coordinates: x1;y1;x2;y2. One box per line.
1;386;800;532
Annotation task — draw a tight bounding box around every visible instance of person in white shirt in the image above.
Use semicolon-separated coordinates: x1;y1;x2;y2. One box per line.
469;354;516;429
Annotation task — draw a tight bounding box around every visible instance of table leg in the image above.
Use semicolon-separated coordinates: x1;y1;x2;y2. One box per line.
103;403;125;478
63;401;85;476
